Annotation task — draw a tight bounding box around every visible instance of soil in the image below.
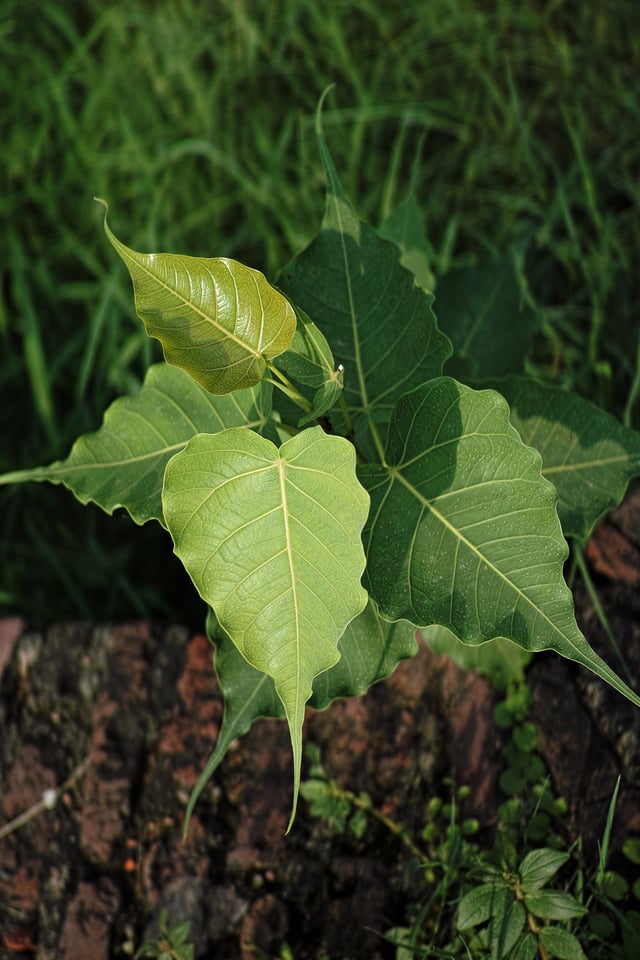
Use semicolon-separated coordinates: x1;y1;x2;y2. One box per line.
1;486;639;960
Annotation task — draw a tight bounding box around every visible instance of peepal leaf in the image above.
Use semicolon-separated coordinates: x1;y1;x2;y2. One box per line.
435;249;535;379
310;599;416;706
184;601;416;833
0;364;272;526
279;95;451;461
378;191;435;294
421;625;530;684
98;200;296;394
361;377;640;708
488;375;640;541
162;426;369;827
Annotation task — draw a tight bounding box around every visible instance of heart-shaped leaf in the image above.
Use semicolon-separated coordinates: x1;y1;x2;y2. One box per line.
0;364;273;526
361;377;640;708
98;201;296;394
162;425;370;826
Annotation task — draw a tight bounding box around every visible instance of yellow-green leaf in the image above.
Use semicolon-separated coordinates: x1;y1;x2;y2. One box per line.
162;425;369;828
98;200;296;394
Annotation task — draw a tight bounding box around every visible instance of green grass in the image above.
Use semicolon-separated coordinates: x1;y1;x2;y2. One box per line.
1;0;638;621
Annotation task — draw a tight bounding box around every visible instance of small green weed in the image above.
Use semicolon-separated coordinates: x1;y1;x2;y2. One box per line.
302;682;639;959
134;909;194;960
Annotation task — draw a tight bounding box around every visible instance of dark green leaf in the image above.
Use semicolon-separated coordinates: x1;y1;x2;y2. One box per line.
538;926;587;959
487;375;640;541
519;848;569;892
436;249;535;379
510;933;538;960
600;870;629;901
310;602;417;707
524;890;587;921
279;97;451;462
360;377;640;708
623;838;640;865
512;723;537;753
488;898;525;959
378;192;435;293
457;883;509;930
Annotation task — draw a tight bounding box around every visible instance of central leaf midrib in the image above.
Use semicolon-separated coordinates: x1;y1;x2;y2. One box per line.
390;467;584;655
328;195;387;464
278;458;301;722
11;415;268;478
122;246;263;361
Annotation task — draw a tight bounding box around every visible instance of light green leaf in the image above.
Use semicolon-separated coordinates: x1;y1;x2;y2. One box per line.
378;192;435;294
487;375;640;541
162;426;369;828
184;601;416;834
275;305;344;425
97;200;296;394
518;848;569;893
360;377;640;708
0;363;272;526
538;926;587;960
279;96;451;462
436;249;535;379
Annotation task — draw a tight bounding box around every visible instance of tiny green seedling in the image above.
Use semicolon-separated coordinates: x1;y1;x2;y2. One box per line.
135;909;194;960
2;92;640;829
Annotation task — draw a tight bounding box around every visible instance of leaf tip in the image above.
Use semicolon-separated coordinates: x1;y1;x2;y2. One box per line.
315;83;336;135
94;197;117;246
94;197;109;228
285;797;298;835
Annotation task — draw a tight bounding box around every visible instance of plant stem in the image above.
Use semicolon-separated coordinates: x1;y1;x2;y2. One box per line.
338;393;354;439
368;418;387;465
266;362;313;413
0;758;88;841
623;334;640;428
336;783;430;867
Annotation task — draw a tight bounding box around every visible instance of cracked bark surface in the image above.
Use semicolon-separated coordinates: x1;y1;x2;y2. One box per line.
1;487;639;959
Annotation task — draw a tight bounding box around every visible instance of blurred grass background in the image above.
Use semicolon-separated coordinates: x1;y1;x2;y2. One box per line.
1;0;638;623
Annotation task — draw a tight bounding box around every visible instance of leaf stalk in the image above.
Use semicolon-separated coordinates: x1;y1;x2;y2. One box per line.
266;362;313;413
